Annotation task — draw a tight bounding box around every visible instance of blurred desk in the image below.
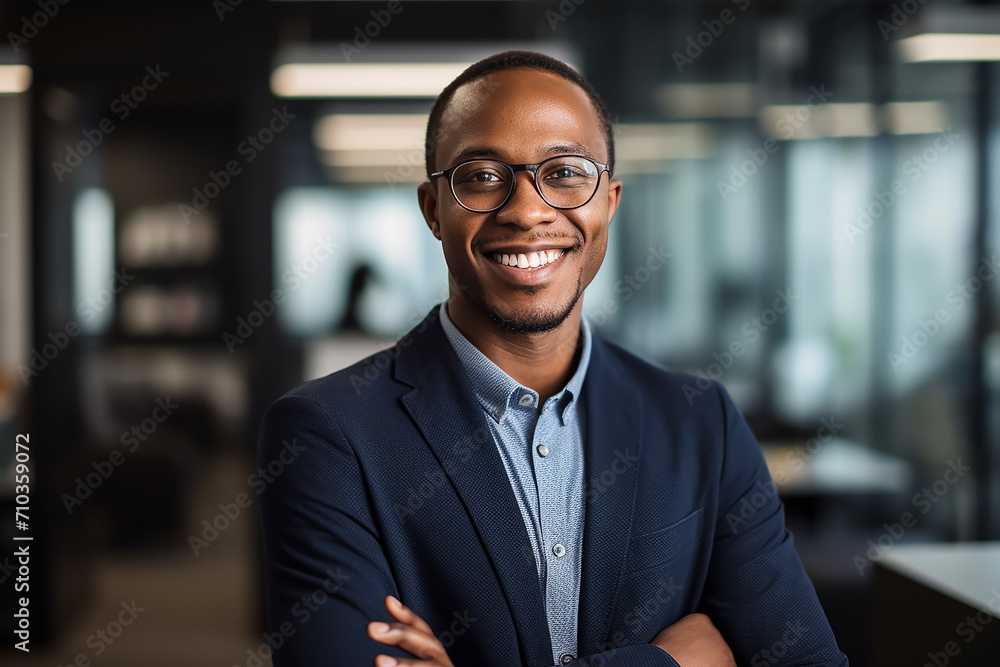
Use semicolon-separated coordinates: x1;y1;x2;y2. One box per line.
874;543;1000;665
760;438;911;496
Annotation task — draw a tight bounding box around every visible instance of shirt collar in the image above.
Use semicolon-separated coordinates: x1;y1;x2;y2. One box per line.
438;301;592;425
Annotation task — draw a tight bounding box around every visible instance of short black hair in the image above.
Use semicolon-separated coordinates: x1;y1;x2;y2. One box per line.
424;50;615;180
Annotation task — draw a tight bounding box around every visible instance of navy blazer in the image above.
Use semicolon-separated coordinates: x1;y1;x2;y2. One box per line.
258;304;849;666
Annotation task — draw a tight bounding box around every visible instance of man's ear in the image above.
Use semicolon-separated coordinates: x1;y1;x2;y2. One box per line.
417;181;441;240
606;177;623;226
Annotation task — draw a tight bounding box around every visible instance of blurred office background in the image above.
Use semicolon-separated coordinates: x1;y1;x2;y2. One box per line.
0;0;999;665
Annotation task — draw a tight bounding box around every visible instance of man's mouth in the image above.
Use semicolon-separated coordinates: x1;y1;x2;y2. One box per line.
490;249;566;269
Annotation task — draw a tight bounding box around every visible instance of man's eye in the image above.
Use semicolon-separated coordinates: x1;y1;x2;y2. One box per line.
459;170;504;184
548;167;584;179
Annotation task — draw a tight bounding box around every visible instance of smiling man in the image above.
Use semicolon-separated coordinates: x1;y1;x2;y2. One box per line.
258;51;849;667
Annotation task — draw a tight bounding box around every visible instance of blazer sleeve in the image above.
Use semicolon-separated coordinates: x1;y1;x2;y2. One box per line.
257;393;412;667
259;393;681;667
568;644;682;666
697;382;850;666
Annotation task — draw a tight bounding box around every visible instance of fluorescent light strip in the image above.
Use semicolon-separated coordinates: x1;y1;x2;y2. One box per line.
899;33;1000;62
0;65;32;94
321;149;423;167
615;123;715;160
656;83;757;118
272;62;470;98
759;103;879;139
760;101;948;138
883;101;949;135
314;113;427;150
325;166;425;184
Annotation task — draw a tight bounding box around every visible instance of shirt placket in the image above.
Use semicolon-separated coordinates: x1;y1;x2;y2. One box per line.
532;397;582;666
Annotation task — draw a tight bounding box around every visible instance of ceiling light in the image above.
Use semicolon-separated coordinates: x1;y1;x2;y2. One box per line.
0;65;32;94
898;33;1000;62
272;62;470;98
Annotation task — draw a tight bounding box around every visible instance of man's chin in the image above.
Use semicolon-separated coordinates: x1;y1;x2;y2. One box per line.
486;298;578;335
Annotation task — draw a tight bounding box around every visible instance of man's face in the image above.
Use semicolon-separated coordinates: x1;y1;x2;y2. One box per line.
418;68;622;334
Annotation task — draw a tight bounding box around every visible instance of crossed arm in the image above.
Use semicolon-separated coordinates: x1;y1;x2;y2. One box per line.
259;387;845;666
366;596;735;667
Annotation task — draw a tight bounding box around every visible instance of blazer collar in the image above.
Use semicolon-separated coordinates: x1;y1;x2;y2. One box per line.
395;303;642;665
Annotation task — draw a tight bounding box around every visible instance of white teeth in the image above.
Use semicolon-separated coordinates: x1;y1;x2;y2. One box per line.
492;249;566;268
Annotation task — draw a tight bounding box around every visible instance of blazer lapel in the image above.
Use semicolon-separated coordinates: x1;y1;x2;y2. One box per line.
576;334;644;657
395;306;554;666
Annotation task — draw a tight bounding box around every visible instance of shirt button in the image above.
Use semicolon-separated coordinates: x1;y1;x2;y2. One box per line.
560;654;575;664
552;543;566;557
518;394;534;407
536;444;549;457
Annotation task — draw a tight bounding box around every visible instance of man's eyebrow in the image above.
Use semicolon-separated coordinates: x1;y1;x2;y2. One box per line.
544;143;596;159
447;143;599;165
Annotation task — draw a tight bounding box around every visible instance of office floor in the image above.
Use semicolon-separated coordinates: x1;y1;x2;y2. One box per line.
3;452;268;667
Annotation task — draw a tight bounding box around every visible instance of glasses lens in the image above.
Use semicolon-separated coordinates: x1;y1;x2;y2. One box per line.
451;160;512;211
537;157;600;208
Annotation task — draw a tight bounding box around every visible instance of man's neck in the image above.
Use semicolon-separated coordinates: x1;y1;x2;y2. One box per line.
445;296;583;407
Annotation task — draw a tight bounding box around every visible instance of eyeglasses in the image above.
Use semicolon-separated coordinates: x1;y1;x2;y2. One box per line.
430;155;610;213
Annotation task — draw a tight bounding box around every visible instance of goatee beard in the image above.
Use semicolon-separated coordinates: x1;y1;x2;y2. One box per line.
487;276;582;334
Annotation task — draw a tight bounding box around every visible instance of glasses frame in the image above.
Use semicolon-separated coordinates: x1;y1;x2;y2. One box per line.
430;154;611;213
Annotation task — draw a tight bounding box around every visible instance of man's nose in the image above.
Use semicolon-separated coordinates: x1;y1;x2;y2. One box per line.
495;171;557;229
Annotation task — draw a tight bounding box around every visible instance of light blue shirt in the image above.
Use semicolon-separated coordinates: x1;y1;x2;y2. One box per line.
438;301;592;667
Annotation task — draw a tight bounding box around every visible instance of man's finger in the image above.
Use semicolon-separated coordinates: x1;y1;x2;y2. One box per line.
367;621;446;663
384;596;435;635
380;658;442;667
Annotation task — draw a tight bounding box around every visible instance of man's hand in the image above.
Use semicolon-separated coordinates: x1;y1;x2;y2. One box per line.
649;613;736;666
367;595;456;667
